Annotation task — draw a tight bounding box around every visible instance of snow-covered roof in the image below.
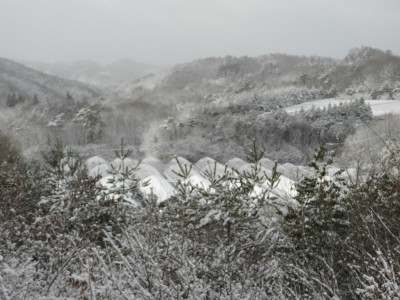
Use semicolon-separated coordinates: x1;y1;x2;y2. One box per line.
259;158;276;170
250;184;267;198
88;153;304;205
85;156;107;170
195;157;217;170
200;162;227;178
98;175;140;206
297;165;315;178
140;175;176;203
89;163;110;177
141;156;165;173
135;163;163;179
263;175;297;197
110;158;138;170
164;163;200;181
186;174;211;190
98;174;114;189
277;163;304;181
225;157;247;170
164;157;200;181
269;188;291;201
238;163;273;178
165;156;192;169
325;166;358;182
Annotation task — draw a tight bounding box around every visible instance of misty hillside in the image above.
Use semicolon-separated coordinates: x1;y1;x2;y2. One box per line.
1;46;399;165
1;46;399;164
114;54;336;100
115;46;400;103
22;59;160;90
0;58;101;106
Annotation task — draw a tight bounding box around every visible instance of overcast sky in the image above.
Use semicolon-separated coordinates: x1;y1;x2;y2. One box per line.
1;0;400;66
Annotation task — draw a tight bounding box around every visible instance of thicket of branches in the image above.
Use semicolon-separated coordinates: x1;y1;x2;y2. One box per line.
1;130;399;299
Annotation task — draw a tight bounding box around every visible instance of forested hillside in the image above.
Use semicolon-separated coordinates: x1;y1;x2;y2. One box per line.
1;47;399;165
143;98;372;163
0;58;101;106
114;46;400;102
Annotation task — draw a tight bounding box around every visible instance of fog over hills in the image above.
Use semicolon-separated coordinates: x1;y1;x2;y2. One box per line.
0;57;100;105
1;46;399;164
14;46;400;104
22;59;161;90
113;46;400;102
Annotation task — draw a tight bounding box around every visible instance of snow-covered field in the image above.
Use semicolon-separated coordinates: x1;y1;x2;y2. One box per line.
285;99;400;116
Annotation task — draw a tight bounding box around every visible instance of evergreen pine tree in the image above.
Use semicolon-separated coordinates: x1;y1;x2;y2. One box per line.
283;140;351;298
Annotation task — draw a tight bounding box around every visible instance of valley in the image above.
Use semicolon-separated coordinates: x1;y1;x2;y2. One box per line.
3;0;400;297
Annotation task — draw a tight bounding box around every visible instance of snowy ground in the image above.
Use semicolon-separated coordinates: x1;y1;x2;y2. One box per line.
285;99;400;116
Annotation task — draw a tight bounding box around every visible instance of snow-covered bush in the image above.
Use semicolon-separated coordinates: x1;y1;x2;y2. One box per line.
0;139;148;298
96;141;327;299
2;133;400;298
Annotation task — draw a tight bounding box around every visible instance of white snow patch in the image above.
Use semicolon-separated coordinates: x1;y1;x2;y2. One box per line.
285;98;400;116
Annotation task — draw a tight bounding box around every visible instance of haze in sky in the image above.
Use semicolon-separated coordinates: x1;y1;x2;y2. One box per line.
1;0;400;65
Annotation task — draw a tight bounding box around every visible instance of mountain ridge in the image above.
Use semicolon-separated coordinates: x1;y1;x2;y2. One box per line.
112;46;400;102
21;58;160;90
0;57;101;105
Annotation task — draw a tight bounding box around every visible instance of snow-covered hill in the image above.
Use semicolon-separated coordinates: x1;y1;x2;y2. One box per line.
0;58;101;104
111;54;337;101
111;46;400;104
22;59;161;91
